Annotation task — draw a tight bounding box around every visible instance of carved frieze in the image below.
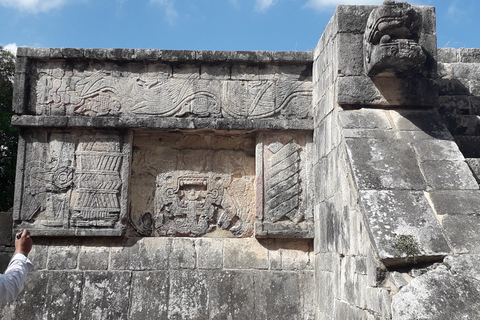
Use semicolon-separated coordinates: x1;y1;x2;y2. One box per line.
256;132;314;238
128;131;255;237
14;130;129;236
32;62;311;120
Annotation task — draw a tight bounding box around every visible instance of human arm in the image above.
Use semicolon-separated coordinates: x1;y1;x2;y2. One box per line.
0;230;34;304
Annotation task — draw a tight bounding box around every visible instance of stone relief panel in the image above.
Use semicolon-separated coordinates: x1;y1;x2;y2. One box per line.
14;130;129;236
256;132;314;238
129;131;256;237
31;61;312;120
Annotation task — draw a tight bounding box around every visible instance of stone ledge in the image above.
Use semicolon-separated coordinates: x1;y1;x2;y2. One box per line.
16;47;313;64
11;115;314;131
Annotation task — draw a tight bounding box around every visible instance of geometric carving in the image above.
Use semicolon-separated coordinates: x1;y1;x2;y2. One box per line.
265;141;302;223
256;132;314;238
364;0;426;78
154;171;242;237
72;137;123;228
14;130;128;236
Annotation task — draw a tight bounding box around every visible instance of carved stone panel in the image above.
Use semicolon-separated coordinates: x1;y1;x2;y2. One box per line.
256;132;314;238
31;61;312;120
129;131;256;237
14;130;129;236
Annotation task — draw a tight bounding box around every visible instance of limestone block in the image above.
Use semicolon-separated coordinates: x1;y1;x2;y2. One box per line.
253;271;302;320
27;242;48;270
256;132;314;238
169;238;196;269
345;138;426;190
129;271;169;319
223;238;269;269
392;265;480;319
110;238;170;270
338;109;391;130
429;190;480;215
129;131;255;238
442;215;480;254
1;271;84;320
13;129;130;236
444;254;480;282
359;190;452;266
420;160;479;190
206;271;256;319
78;271;132;320
46;245;79;270
78;246;109;270
196;238;223;269
0;212;12;246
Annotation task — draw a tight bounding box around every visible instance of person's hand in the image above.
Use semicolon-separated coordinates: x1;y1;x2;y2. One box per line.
15;229;33;257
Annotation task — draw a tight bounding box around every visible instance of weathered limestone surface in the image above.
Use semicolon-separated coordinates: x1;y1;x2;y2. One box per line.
391;255;480;319
0;238;315;320
5;1;480;319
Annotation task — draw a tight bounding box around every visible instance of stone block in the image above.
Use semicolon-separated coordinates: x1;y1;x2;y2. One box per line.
27;242;48;270
389;109;448;132
206;271;256;319
392;267;480;319
444;255;480;282
253;271;301;320
466;158;480;183
196;238;223;269
420;160;479;190
110;237;170;270
359;190;452;266
47;244;79;270
0;252;11;273
3;271;84;320
334;5;375;33
337;76;388;106
84;48;107;59
129;271;169;319
169;238;196;269
223;238;269;270
336;33;364;77
0;212;12;246
339;109;391;130
429;190;480;215
459;48;480;63
78;246;109;270
167;269;210;319
345;137;426;190
78;271;132;320
413;139;464;162
443;215;480;254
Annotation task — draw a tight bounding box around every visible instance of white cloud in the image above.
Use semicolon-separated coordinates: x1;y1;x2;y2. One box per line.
0;0;65;13
4;43;18;55
304;0;383;10
150;0;178;25
255;0;276;12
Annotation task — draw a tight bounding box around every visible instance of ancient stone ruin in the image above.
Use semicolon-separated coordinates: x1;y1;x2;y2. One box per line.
1;0;480;319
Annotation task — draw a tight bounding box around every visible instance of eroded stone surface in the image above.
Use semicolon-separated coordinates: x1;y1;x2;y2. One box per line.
13;129;129;236
256;132;314;238
129;131;256;238
392;258;480;319
30;60;312;120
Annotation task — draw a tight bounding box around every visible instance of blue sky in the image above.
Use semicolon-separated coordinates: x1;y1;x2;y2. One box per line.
0;0;479;54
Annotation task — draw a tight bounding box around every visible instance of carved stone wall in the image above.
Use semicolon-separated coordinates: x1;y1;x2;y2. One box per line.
129;131;256;238
14;129;129;236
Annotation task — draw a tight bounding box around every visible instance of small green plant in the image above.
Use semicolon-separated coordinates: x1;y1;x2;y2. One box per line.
393;235;421;262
